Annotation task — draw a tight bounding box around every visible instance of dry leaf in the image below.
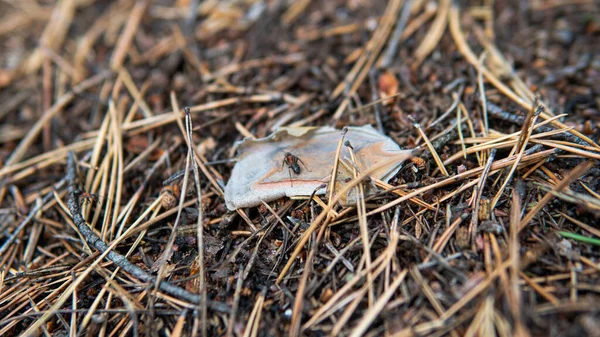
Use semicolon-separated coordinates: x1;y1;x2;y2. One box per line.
224;126;412;210
378;70;399;105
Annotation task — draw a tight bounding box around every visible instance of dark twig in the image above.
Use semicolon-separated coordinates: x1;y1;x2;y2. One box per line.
429;84;464;128
487;102;591;146
226;267;244;337
65;152;229;312
368;68;385;134
184;107;208;337
380;0;414;68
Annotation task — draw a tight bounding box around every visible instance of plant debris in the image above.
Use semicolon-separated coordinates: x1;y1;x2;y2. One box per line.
1;1;600;336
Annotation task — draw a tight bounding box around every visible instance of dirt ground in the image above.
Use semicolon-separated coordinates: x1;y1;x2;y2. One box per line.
1;0;599;336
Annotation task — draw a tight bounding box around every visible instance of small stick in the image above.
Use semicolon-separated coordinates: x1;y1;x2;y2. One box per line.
368;68;385;134
226;267;244;337
380;0;414;67
487;102;591;147
519;160;594;232
65;152;229;311
184;107;208;337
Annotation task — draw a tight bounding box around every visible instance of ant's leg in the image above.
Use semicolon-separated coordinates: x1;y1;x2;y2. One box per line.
297;158;311;172
279;159;286;172
288;167;294;187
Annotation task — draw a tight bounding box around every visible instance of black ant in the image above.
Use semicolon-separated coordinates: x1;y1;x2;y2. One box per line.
279;152;310;186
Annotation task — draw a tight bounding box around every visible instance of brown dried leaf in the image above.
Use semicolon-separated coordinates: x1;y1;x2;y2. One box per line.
378;70;399;106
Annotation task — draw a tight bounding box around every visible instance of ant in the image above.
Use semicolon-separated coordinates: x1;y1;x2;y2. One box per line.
72;188;105;207
279;152;310;186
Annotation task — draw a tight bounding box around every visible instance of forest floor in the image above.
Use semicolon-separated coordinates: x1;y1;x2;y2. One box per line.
1;0;600;336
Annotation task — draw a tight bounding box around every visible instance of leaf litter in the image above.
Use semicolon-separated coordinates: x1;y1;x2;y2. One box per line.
0;1;599;337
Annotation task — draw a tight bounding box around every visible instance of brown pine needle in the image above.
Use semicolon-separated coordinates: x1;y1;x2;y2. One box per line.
489;105;542;211
331;0;403;120
346;142;375;306
2;3;598;336
244;289;266;337
468;148;497;247
411;0;450;69
449;5;599;150
412;118;449;176
368;148;557;217
348;269;408;337
111;0;148;70
276;153;414;284
519;160;594;232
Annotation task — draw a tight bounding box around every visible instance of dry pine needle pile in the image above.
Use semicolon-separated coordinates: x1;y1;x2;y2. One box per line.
0;1;599;336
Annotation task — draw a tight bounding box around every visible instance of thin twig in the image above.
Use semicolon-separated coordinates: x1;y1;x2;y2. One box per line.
519;160;594;232
65;152;229;312
380;0;413;67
